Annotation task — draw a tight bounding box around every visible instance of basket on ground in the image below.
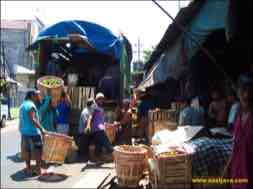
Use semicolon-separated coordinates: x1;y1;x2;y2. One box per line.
113;145;148;188
37;75;64;103
42;132;73;164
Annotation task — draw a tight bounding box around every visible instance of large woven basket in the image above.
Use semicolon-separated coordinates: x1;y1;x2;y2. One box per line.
113;145;148;188
42;132;73;164
105;123;116;144
37;75;64;103
149;146;194;189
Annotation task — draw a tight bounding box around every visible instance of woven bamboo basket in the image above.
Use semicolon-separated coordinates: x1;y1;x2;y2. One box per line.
37;75;64;103
42;132;73;164
113;145;148;188
149;147;194;189
105;123;116;144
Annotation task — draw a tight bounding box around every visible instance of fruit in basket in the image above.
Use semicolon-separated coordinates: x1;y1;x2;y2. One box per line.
117;145;146;154
41;78;62;88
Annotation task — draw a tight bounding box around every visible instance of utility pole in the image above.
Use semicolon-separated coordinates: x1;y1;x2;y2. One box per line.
178;0;181;10
138;37;141;62
134;37;143;62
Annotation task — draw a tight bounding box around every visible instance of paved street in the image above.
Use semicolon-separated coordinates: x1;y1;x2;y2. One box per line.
1;120;114;188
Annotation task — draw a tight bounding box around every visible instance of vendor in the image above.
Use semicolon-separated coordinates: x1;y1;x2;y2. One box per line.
229;72;253;189
179;97;205;126
115;99;132;144
227;90;239;131
76;98;97;160
91;93;113;160
208;89;228;127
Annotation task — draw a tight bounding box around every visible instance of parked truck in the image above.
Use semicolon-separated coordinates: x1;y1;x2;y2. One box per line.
28;20;132;135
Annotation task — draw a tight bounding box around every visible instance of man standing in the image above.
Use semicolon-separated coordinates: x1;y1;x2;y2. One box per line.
56;91;71;135
19;90;46;176
92;93;113;159
75;98;97;161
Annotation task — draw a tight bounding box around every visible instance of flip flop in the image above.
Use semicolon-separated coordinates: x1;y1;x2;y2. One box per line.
24;168;37;177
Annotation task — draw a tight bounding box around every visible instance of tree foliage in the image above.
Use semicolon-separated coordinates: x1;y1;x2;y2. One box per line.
143;46;155;64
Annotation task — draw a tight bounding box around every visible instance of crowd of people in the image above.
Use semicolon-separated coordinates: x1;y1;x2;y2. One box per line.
18;72;253;189
18;90;125;175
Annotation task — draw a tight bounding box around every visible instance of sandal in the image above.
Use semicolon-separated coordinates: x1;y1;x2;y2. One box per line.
24;168;33;176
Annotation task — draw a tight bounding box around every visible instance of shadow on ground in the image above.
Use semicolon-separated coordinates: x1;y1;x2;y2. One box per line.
7;153;24;163
10;167;38;182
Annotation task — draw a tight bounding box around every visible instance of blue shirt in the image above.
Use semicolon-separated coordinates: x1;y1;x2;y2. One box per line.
19;100;40;136
57;101;70;124
179;106;205;126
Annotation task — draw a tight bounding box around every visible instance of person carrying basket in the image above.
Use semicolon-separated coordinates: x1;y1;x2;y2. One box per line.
19;90;47;176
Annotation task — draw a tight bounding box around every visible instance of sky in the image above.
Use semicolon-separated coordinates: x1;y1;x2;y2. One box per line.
1;1;190;61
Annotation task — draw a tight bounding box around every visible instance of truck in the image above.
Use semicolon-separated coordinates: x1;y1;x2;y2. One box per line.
28;20;132;135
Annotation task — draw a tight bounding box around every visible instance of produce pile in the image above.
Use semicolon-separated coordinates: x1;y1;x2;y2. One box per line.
116;145;147;154
41;78;62;88
158;147;186;157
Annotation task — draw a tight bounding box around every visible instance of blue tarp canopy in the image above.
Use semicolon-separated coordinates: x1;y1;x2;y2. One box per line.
30;20;123;61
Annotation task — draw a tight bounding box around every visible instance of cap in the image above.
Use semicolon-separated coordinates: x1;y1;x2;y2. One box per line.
95;92;105;100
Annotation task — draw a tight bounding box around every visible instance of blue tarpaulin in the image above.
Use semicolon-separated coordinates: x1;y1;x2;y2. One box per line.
30;20;123;61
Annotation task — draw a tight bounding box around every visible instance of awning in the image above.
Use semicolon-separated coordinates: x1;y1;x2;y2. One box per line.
6;76;22;86
138;0;228;91
14;64;35;75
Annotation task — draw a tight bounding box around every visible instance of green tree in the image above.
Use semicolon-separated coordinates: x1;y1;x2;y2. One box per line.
143;46;155;64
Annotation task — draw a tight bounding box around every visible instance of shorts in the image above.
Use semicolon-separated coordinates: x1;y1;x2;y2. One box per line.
21;135;43;155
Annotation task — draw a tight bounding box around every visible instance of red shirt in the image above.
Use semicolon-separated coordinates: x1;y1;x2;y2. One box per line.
230;111;253;189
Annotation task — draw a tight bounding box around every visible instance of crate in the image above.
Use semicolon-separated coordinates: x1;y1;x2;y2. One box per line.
149;149;193;189
148;109;178;143
68;86;95;110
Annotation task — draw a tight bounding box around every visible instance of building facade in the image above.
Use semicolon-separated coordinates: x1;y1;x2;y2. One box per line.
0;18;44;106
